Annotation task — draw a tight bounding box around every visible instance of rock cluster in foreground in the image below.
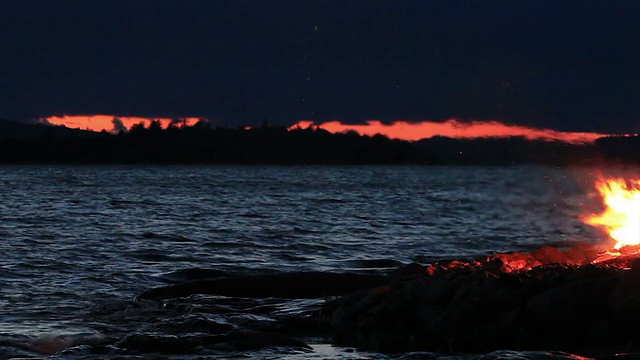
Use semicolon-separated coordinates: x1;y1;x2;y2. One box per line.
9;245;640;358
324;248;640;355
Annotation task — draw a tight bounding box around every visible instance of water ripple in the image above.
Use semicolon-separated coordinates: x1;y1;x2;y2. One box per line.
0;165;619;358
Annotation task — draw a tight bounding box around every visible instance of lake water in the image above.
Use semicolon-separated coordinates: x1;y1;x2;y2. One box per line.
0;165;623;359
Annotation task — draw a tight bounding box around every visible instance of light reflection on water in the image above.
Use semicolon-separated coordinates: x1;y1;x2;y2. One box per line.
0;165;623;358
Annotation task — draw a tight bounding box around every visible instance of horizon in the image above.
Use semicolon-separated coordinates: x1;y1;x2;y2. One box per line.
23;115;610;144
1;1;639;134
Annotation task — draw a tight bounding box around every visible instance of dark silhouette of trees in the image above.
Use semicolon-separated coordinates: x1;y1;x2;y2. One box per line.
0;118;636;165
594;135;640;163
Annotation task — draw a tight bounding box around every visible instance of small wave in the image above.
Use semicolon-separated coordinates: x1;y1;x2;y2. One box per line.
139;232;193;243
309;197;346;204
292;226;325;235
126;249;200;263
0;331;106;356
108;199;134;207
465;350;596;360
345;258;405;269
286;242;333;252
154;268;230;283
240;211;267;218
202;240;280;250
279;253;315;262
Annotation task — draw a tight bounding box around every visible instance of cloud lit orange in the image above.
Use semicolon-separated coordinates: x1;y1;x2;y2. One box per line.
289;120;606;144
44;115;607;145
43;115;201;133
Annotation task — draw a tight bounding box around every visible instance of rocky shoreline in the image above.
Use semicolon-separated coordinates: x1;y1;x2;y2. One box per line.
325;255;639;355
5;246;640;358
129;244;640;357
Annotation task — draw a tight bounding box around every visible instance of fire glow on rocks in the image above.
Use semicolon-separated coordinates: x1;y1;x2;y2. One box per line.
583;178;640;250
323;176;640;355
424;177;640;274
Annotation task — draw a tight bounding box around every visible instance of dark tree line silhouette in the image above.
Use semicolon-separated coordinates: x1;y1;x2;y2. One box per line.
0;120;417;164
0;119;637;165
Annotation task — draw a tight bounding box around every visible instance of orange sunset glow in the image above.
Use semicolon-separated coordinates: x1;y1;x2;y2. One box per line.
45;116;607;144
289;120;606;144
43;115;201;133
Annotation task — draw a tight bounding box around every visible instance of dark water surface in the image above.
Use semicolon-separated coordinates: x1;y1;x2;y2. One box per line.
0;165;621;359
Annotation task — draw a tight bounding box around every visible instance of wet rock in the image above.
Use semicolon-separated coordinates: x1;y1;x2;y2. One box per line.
531;245;569;264
117;333;225;354
442;285;493;334
118;329;311;354
410;277;458;305
330;288;387;347
630;258;640;274
271;315;333;337
608;269;640;327
0;333;108;355
414;304;445;331
525;277;612;326
321;251;640;355
564;243;600;264
156;267;229;283
116;245;640;357
391;262;427;279
498;308;521;333
143;314;235;335
469;324;500;352
523;277;614;347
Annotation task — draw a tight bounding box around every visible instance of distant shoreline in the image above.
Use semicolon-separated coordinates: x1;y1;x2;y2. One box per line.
0;120;637;166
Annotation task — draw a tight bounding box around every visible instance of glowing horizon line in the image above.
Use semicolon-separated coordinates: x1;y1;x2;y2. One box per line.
42;115;608;144
42;115;202;133
288;119;607;144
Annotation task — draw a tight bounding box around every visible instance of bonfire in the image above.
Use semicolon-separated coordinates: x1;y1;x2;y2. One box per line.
584;177;640;261
326;175;640;355
96;176;640;357
462;176;640;272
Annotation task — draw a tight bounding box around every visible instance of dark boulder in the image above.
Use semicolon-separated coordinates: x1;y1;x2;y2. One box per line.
323;254;640;356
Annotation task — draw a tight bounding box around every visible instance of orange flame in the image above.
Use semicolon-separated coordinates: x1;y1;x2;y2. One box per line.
289;119;605;144
584;178;640;249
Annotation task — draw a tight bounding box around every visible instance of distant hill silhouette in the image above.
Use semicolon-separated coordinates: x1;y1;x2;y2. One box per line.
594;135;640;163
0;119;632;165
0;119;95;141
414;136;602;166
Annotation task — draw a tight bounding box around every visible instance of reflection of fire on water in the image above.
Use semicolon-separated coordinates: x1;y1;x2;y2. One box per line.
428;177;640;274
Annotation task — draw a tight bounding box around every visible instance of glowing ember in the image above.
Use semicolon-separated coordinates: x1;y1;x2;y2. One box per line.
584;178;640;250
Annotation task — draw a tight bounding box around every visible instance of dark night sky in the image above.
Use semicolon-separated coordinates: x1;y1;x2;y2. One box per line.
1;0;639;133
